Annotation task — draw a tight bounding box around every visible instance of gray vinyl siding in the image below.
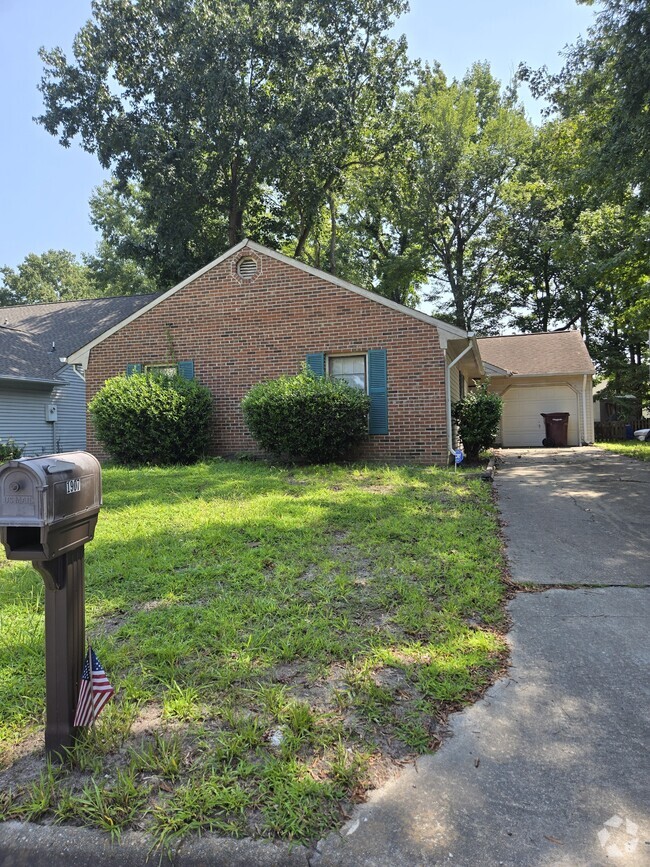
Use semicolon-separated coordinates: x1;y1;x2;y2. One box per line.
51;366;87;453
0;366;86;457
0;383;56;456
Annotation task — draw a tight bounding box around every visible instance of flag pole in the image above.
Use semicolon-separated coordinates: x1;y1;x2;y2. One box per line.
87;639;95;728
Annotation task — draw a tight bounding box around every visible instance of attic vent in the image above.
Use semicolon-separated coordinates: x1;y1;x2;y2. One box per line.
237;257;258;279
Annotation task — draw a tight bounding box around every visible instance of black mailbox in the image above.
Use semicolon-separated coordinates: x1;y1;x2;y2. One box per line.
0;451;101;561
0;451;102;756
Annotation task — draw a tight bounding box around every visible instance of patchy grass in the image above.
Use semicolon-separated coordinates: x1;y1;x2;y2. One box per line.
596;440;650;462
0;460;508;848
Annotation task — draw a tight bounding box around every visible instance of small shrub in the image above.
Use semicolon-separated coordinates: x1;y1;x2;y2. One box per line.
89;373;212;466
452;383;503;461
241;369;371;463
0;439;24;462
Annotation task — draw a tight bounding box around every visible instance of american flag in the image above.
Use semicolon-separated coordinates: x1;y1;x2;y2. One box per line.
73;646;115;727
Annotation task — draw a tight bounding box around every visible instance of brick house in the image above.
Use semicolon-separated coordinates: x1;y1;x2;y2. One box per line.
67;240;484;465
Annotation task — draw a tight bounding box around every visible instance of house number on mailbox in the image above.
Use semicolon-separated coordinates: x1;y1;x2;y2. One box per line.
66;479;81;494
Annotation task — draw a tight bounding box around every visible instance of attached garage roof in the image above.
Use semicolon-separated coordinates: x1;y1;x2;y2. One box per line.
477;331;594;376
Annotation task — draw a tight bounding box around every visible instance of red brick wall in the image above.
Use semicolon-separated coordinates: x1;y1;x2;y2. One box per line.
85;247;449;464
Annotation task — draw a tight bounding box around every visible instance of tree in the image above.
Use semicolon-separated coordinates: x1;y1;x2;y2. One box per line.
320;63;532;319
334;77;434;305
84;181;158;295
523;0;650;209
517;1;650;410
496;119;593;334
0;250;95;306
411;63;533;331
38;0;409;286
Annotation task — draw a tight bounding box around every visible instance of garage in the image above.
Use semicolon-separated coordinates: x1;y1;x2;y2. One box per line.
499;384;579;447
476;332;595;449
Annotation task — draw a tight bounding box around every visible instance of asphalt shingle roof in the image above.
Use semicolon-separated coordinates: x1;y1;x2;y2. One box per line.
0;294;160;381
476;331;595;376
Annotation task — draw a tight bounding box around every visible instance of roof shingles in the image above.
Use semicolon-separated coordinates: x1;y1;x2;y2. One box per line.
476;331;594;376
0;294;159;381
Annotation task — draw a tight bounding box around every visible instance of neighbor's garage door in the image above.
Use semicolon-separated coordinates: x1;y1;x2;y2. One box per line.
500;385;579;447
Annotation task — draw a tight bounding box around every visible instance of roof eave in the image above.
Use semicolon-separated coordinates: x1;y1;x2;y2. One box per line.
0;374;64;386
488;370;595;378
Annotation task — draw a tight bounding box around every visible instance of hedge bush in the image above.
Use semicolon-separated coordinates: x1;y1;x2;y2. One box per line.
89;373;212;465
241;369;371;463
452;383;503;461
0;439;24;462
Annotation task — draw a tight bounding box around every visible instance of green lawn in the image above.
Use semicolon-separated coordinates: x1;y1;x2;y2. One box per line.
596;440;650;461
0;460;507;848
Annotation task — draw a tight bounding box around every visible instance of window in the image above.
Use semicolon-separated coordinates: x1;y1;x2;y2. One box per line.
127;361;195;380
328;355;366;390
306;350;387;435
145;364;177;378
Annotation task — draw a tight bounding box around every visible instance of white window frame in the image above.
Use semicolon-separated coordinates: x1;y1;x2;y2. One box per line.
327;353;368;392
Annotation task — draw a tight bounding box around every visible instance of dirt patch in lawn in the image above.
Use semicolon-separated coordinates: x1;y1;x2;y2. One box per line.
0;460;510;850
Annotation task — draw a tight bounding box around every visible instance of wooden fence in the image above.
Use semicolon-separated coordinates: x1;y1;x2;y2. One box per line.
594;419;649;441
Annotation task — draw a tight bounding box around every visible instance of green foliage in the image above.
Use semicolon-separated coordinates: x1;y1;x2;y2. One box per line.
597;440;650;462
0;439;23;462
89;373;212;466
0;250;95;306
241;369;371;463
0;237;155;306
412;63;533;331
84;181;159;296
452;384;503;461
60;770;149;841
38;0;408;287
524;0;650;209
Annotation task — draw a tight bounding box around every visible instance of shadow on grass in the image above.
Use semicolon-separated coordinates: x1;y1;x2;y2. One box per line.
0;461;505;768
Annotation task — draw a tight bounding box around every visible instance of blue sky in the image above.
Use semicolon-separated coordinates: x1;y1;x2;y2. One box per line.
0;0;597;272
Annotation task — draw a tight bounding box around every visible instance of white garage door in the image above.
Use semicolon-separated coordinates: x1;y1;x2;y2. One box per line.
500;385;579;447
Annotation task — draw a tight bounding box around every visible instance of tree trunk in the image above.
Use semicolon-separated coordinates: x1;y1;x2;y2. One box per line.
328;193;337;275
228;157;244;247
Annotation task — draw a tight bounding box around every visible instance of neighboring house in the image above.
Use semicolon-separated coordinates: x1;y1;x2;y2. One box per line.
67;240;484;466
477;331;595;448
0;295;159;456
592;380;638;423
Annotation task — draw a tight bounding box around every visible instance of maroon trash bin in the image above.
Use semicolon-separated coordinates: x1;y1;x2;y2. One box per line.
541;412;570;447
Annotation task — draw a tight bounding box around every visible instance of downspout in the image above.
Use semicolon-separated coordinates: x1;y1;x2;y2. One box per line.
582;374;589;445
446;338;474;457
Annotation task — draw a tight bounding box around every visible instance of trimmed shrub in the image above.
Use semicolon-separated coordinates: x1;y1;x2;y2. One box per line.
241;369;371;463
0;439;24;462
89;373;212;465
452;383;503;461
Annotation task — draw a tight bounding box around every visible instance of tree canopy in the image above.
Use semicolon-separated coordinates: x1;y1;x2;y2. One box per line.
3;0;648;411
0;250;95;306
38;0;409;287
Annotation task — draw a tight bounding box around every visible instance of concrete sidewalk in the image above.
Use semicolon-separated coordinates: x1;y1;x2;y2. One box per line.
313;588;650;866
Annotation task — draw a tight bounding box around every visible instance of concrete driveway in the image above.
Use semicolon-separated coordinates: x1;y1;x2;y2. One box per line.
313;447;650;866
495;447;650;586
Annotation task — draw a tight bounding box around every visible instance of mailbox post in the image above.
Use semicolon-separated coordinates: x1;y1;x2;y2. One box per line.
0;452;101;756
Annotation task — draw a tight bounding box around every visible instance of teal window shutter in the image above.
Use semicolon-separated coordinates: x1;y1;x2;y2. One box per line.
177;361;195;380
126;364;143;376
368;349;388;435
306;353;325;377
